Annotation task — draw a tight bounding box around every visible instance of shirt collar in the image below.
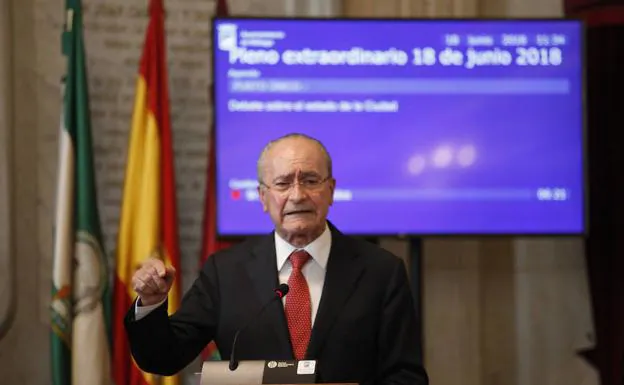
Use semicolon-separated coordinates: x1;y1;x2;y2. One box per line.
275;223;331;270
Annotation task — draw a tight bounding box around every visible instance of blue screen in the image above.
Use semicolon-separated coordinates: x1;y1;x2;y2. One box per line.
212;18;585;236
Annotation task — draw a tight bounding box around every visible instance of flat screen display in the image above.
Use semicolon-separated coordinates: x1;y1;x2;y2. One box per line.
212;18;585;236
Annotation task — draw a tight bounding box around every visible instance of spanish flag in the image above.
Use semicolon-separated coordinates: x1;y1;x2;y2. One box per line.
112;1;181;385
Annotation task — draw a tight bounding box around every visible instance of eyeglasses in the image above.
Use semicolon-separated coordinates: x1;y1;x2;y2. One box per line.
260;176;331;194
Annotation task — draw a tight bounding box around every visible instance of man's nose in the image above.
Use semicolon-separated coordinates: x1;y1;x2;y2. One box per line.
288;183;308;201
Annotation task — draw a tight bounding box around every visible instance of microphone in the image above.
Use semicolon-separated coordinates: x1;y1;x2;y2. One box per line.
228;283;289;371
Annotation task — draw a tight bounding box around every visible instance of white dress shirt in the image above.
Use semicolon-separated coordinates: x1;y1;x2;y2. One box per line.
135;224;331;324
275;223;331;326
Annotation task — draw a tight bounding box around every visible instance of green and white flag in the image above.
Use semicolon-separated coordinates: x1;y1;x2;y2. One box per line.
50;1;111;384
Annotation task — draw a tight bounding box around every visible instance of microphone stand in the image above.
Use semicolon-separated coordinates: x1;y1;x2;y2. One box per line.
229;284;289;371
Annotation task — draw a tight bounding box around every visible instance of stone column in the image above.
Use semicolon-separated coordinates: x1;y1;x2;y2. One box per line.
0;0;15;342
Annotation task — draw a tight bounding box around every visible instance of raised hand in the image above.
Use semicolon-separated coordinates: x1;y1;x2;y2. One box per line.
131;258;176;306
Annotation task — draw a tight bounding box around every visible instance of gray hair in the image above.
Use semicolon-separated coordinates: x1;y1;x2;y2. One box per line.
256;133;333;183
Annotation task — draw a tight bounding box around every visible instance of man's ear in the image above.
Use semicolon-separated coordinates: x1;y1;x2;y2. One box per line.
328;178;336;206
258;186;268;212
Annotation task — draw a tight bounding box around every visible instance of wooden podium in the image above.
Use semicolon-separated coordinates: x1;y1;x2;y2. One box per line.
198;360;357;385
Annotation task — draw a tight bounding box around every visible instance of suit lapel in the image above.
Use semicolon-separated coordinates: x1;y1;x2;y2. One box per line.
306;227;365;359
247;234;293;357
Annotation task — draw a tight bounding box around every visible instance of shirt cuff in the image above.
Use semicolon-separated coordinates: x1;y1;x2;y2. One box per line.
135;297;167;321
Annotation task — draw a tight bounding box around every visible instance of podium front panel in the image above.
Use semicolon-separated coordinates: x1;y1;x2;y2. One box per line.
201;360;332;384
200;360;265;385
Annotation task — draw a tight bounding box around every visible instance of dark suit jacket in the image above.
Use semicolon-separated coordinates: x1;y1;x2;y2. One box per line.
125;224;428;385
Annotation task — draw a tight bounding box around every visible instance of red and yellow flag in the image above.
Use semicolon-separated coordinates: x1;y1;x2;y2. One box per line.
112;1;181;385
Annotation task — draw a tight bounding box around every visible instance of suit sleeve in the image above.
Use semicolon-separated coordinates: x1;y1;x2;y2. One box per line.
376;258;429;385
124;255;220;376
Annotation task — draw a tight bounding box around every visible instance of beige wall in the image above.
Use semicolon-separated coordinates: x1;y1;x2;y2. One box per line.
0;0;598;384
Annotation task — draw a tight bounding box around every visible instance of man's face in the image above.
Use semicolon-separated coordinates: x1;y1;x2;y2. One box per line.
257;137;335;245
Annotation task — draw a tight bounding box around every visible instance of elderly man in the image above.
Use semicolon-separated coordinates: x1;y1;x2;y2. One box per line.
125;133;428;385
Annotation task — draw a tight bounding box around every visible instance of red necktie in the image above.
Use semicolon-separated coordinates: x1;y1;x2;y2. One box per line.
285;250;312;360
